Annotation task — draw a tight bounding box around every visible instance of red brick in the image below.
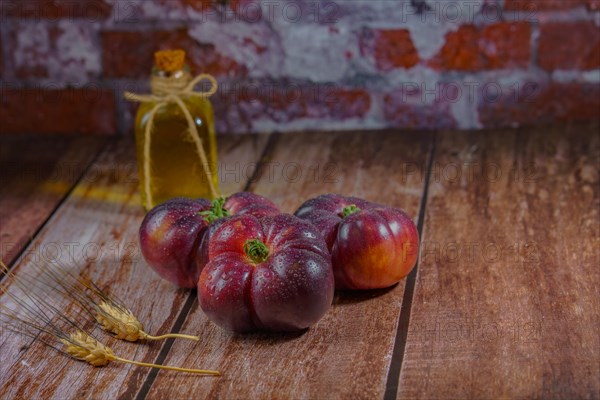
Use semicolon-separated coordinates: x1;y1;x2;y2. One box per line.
383;91;457;130
213;82;370;133
429;22;531;71
244;85;370;120
430;25;480;71
538;22;600;71
482;23;532;69
0;88;116;135
504;0;587;11
588;1;600;10
360;29;419;71
479;82;600;127
324;88;372;118
101;29;247;79
0;0;111;19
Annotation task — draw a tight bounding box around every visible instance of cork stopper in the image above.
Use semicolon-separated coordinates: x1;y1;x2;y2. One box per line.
154;49;186;73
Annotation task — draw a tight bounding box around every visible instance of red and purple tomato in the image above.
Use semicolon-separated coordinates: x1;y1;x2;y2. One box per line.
195;192;280;274
295;194;419;290
138;197;210;288
197;213;334;332
139;192;279;288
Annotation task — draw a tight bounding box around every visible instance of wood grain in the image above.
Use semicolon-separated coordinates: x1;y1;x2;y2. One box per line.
398;123;600;399
3;126;594;399
216;133;272;196
143;130;433;400
0;134;271;400
0;135;106;267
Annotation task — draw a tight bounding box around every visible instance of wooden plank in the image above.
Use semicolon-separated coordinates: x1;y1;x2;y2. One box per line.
216;133;271;196
144;130;433;399
398;123;600;399
0;135;106;267
0;134;271;399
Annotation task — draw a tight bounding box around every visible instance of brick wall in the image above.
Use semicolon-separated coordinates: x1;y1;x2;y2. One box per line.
0;0;598;135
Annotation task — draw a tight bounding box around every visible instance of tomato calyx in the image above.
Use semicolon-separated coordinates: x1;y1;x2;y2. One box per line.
340;204;361;218
199;196;230;223
244;238;270;264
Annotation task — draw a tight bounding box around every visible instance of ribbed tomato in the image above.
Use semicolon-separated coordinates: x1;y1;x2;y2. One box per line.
198;213;334;332
139;192;279;288
295;194;419;290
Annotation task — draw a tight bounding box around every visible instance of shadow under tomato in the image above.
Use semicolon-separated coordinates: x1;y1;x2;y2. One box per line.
333;283;398;306
231;329;307;344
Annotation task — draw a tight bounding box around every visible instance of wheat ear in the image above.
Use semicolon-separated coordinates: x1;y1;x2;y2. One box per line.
61;330;219;375
2;260;216;375
61;330;115;367
29;261;200;342
94;301;199;342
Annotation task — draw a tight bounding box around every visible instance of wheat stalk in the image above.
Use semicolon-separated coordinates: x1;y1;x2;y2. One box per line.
94;300;198;342
1;261;219;375
1;260;200;342
53;262;200;342
60;330;219;374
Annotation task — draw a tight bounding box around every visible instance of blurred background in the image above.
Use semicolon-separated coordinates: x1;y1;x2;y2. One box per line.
0;0;598;135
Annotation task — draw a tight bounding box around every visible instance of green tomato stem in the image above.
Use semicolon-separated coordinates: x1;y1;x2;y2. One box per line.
199;196;230;223
244;239;269;264
341;204;361;218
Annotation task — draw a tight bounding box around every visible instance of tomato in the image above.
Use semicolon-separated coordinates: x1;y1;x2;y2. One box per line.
195;192;280;276
139;192;279;288
139;197;209;288
197;213;334;332
295;194;419;290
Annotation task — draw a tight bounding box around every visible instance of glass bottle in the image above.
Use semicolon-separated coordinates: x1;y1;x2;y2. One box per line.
133;51;218;210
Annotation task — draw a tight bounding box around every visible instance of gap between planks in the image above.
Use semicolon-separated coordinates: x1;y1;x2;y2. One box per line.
383;131;438;400
396;123;599;399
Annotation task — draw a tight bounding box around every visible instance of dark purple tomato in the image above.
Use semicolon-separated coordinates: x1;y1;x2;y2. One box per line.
139;198;210;288
197;213;334;332
139;192;280;288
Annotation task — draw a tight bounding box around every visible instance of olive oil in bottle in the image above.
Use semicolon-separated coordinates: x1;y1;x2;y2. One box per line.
133;50;218;210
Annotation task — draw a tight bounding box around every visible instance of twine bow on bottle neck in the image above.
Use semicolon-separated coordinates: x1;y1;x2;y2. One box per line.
124;72;219;209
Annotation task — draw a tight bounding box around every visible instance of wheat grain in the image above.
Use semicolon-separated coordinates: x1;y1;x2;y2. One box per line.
94;300;199;342
1;261;219;376
5;260;200;342
61;330;115;367
59;329;220;374
94;301;144;341
59;329;219;375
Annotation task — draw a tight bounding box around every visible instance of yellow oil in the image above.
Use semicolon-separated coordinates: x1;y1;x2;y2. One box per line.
134;95;218;210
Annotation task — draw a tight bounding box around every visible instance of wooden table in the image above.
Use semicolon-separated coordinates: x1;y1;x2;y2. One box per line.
0;123;598;399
